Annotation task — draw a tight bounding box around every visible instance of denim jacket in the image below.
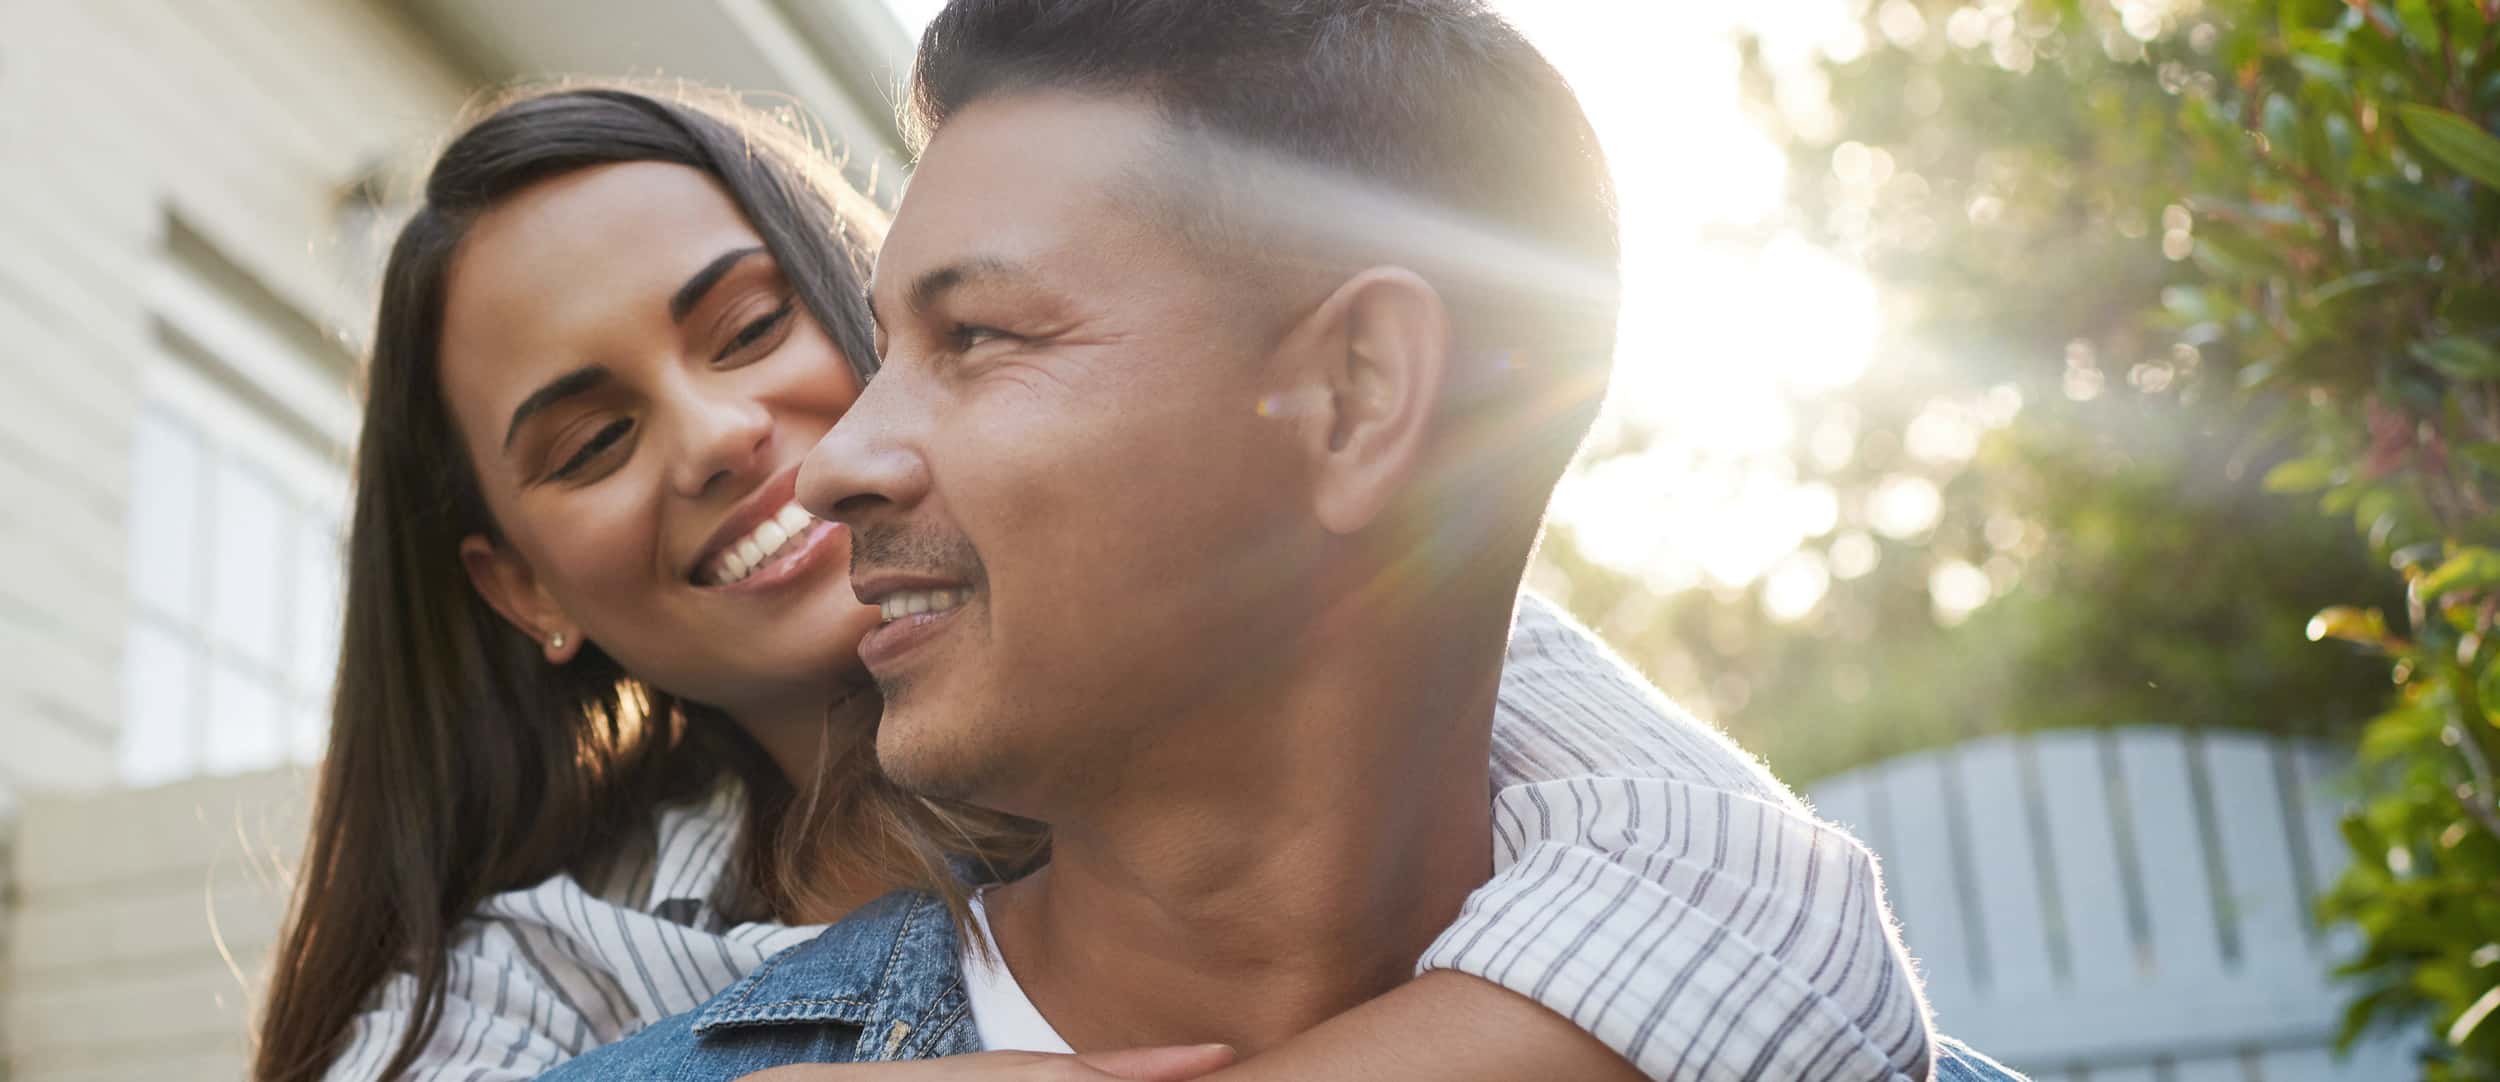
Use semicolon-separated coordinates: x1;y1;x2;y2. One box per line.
537;891;977;1080
538;888;2029;1081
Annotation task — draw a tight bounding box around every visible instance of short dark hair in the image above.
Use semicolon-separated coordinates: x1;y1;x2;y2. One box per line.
906;0;1621;466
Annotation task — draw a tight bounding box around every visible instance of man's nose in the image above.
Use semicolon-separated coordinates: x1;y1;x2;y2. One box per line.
671;386;774;500
797;366;928;529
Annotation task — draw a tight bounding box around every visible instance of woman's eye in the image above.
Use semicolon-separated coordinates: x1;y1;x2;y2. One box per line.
550;418;633;481
715;300;796;363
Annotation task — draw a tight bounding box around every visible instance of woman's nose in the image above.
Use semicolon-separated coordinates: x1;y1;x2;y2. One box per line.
671;390;775;500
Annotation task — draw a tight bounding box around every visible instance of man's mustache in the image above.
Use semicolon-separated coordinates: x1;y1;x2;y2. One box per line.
847;523;988;592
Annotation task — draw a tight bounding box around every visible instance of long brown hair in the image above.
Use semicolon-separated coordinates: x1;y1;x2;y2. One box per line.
253;85;1045;1082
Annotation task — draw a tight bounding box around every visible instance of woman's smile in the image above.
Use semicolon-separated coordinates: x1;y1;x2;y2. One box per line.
685;463;853;594
700;514;849;595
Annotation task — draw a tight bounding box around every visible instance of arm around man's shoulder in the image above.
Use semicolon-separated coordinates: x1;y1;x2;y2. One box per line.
1421;592;1937;1081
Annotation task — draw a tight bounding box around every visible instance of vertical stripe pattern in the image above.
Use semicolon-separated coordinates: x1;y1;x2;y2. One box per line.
323;593;1933;1081
1421;595;1936;1081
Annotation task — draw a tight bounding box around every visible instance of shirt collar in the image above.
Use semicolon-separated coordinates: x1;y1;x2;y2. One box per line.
692;889;972;1059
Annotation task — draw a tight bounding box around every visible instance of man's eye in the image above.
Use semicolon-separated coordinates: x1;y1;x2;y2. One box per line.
551;418;633;480
950;323;1010;349
716;301;796;363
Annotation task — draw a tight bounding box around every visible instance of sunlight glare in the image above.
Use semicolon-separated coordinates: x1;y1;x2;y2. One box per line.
1507;0;1886;595
876;0;1888;596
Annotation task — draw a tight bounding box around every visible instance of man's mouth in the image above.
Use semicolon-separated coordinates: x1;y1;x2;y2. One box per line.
853;573;977;671
701;503;816;586
877;587;973;623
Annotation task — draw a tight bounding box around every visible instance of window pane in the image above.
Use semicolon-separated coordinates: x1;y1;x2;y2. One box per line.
208;460;285;667
127;413;207;624
293;697;326;765
119;621;199;785
290;512;343;694
203;661;283;774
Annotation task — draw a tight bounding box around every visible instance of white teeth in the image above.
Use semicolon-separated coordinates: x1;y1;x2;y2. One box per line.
705;502;816;586
878;588;971;622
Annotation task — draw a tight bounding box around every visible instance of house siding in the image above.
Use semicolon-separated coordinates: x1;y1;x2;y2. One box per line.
0;2;468;1076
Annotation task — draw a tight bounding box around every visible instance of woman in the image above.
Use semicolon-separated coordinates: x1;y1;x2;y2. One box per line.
253;84;1937;1082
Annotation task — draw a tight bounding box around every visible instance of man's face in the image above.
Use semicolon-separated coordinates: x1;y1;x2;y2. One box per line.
798;94;1321;815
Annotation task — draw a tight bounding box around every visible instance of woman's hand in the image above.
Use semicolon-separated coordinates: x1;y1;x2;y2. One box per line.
736;1045;1235;1082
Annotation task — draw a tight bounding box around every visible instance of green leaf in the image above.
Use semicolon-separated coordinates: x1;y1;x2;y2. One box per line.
2414;337;2500;380
2309;267;2418;308
2422;547;2500;597
2309;605;2389;644
2354;487;2401;538
2192;221;2287;280
2461;445;2500;479
2441;282;2500;335
2396;105;2500;192
2263;93;2303;158
2396;542;2447;574
2266;457;2340;492
2372;171;2477;229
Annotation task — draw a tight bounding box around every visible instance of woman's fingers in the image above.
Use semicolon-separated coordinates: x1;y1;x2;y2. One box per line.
1072;1044;1237;1081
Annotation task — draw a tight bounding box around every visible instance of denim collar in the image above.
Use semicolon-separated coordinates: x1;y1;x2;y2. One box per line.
691;889;974;1060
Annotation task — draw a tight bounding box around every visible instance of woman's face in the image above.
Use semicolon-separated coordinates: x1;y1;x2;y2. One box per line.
437;160;878;726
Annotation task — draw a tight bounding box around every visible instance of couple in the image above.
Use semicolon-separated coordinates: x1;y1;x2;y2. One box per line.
256;2;2016;1080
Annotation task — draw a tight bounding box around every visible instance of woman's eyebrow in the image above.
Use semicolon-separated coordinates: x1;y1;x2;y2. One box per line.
669;246;766;324
503;364;612;451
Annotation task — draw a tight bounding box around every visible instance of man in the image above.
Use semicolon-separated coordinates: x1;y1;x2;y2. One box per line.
547;2;2024;1078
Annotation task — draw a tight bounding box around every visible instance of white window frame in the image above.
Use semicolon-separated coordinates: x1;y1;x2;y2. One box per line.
119;220;355;785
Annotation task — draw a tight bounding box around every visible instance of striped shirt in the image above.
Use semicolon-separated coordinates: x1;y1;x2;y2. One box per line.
321;594;1935;1081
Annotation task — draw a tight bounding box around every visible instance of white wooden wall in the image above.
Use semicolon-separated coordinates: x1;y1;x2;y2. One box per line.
0;0;467;790
1812;727;2422;1081
3;769;309;1080
0;1;467;1077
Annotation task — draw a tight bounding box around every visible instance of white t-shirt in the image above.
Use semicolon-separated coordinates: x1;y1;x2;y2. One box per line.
962;891;1075;1053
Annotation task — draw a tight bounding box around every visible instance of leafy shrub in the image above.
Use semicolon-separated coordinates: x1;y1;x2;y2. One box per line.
1752;0;2500;1072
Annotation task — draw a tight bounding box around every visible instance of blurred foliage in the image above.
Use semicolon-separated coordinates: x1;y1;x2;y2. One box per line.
1549;0;2401;785
1640;0;2500;1071
1546;389;2396;781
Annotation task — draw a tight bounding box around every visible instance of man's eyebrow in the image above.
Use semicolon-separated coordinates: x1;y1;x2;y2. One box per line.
503;365;612;451
669;246;766;324
905;257;1036;314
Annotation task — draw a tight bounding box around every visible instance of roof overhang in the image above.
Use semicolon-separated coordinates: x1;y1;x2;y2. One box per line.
399;0;918;200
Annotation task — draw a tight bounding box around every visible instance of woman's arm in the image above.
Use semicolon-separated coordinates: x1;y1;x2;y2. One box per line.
1200;971;1642;1082
1438;593;1929;1079
1408;778;1930;1080
321;945;602;1082
1218;593;1933;1082
580;592;1939;1082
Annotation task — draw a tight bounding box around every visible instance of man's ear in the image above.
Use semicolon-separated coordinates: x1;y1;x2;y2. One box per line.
459;534;583;664
1287;267;1452;535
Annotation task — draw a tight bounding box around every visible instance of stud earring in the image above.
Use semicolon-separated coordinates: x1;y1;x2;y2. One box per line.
549;632;568;650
